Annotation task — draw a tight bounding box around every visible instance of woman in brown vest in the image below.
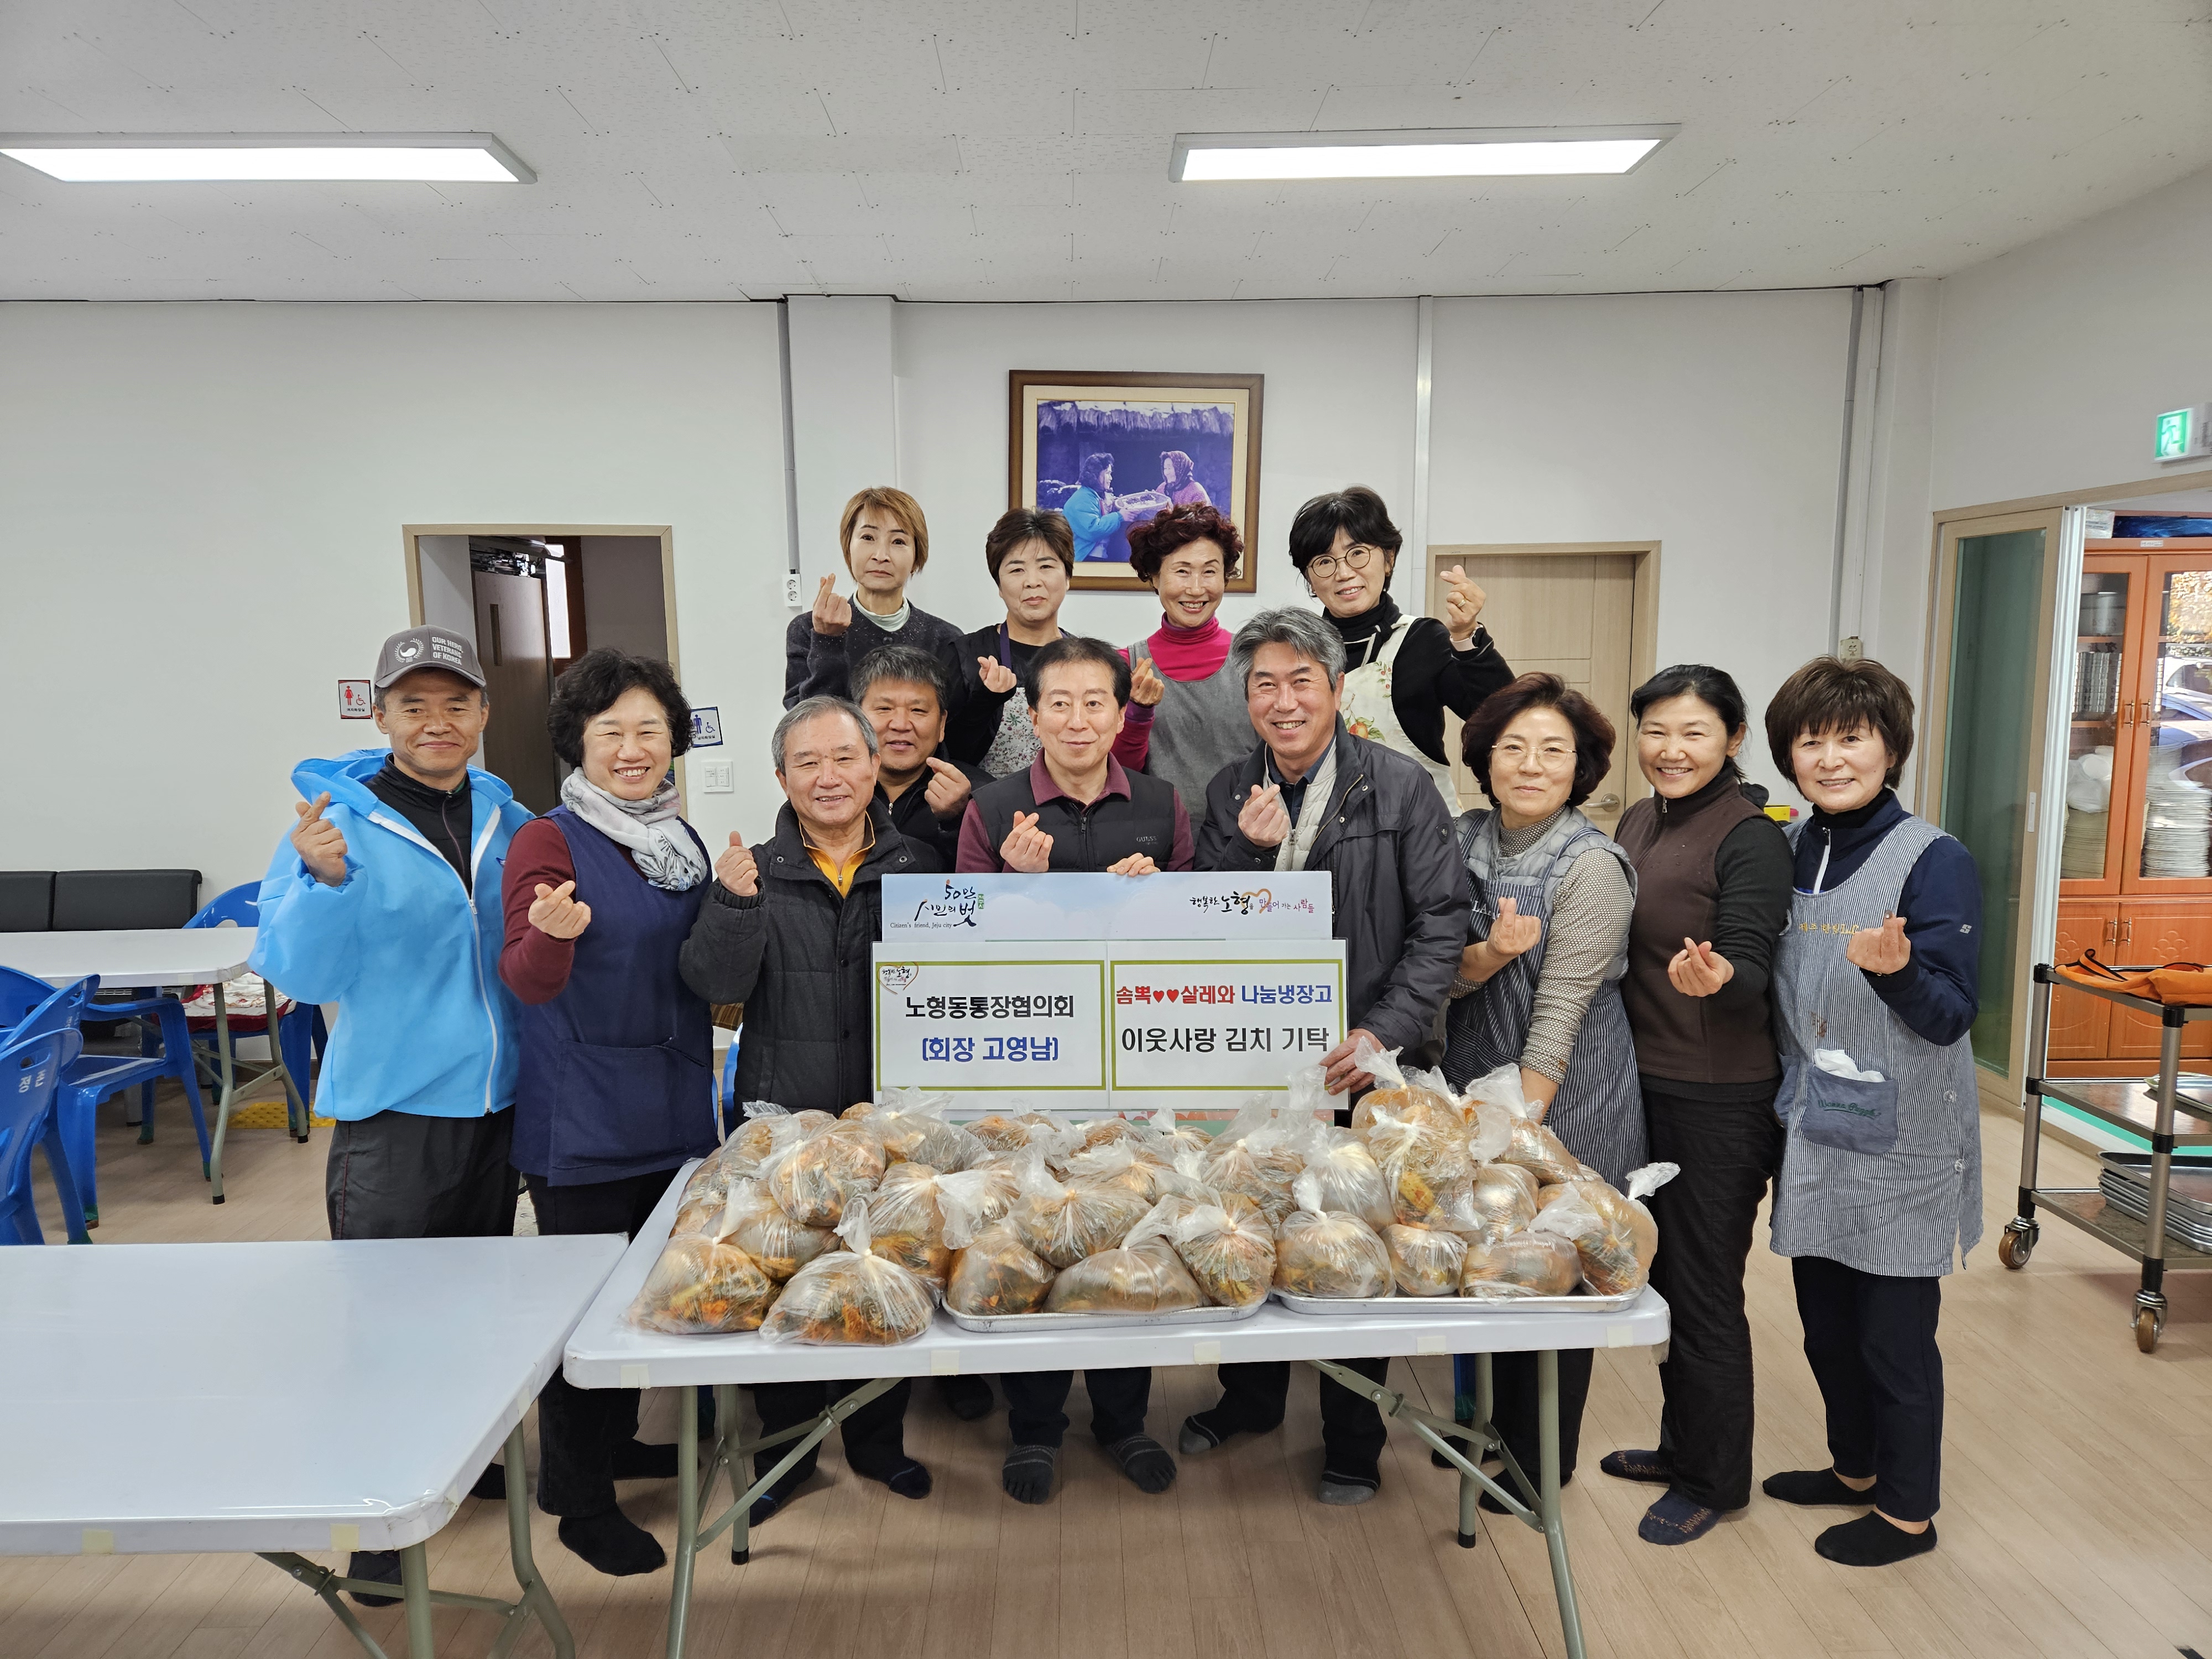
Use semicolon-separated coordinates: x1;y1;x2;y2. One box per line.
1600;665;1794;1546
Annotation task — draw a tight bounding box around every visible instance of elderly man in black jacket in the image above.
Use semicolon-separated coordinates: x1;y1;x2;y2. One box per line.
1182;606;1473;1507
680;693;933;1522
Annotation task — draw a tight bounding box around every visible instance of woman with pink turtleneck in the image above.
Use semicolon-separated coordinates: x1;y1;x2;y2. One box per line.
1113;504;1252;814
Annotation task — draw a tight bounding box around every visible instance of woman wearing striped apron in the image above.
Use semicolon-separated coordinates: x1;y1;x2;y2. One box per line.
1441;672;1645;1499
946;508;1072;778
1760;655;1983;1568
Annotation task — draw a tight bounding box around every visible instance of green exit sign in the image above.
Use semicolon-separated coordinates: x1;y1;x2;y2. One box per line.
2157;408;2194;461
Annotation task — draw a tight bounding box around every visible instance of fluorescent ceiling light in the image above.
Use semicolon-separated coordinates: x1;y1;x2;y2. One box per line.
1171;127;1675;182
0;133;534;184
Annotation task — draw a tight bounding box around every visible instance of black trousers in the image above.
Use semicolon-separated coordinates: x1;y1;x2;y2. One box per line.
750;1379;914;1495
1210;1358;1392;1481
1003;1369;1151;1449
1488;1350;1593;1486
325;1108;518;1240
1644;1082;1786;1509
1792;1255;1944;1524
523;1167;682;1517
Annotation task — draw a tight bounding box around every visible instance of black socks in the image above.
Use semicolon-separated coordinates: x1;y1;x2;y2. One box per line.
1107;1434;1177;1494
1762;1468;1874;1507
1599;1449;1673;1485
613;1439;680;1480
557;1510;667;1576
1815;1512;1937;1566
1003;1444;1059;1504
346;1550;402;1606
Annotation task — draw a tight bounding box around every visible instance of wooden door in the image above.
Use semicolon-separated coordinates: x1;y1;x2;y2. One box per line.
2060;554;2142;896
1431;551;1639;836
471;566;560;813
2107;899;2212;1060
2047;899;2116;1062
2116;550;2212;896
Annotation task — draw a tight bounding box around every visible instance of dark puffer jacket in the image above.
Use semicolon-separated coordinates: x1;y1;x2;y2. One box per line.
1196;724;1471;1057
679;800;923;1114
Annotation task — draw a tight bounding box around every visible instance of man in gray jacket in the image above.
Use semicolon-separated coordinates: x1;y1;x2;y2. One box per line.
1183;607;1472;1505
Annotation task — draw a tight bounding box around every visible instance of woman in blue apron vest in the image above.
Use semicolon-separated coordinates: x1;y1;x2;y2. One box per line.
1441;672;1644;1503
500;649;720;1577
1759;655;1983;1567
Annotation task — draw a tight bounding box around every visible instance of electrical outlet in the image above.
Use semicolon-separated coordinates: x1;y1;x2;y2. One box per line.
784;572;804;608
1839;635;1864;661
702;761;735;794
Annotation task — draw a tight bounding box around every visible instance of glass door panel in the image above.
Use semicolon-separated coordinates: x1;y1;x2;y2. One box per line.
1941;527;2049;1073
2063;566;2130;889
2127;560;2212;888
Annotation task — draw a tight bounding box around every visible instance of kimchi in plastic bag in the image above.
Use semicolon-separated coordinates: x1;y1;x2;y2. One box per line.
1273;1171;1394;1298
1010;1147;1152;1269
945;1218;1057;1316
714;1176;833;1282
1045;1234;1203;1314
765;1118;888;1228
864;1085;985;1173
1459;1229;1582;1300
1347;1037;1461;1133
760;1200;936;1345
1384;1222;1467;1296
867;1161;952;1286
1140;1197;1275;1308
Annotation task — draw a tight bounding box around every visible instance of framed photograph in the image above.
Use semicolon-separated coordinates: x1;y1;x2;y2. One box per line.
1009;371;1264;593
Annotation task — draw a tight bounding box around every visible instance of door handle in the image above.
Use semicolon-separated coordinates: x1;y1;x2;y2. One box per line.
2105;917;2120;945
2121;916;2135;945
1595;794;1621;810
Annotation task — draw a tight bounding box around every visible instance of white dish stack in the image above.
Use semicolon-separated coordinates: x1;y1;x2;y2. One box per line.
2064;747;2114;880
2140;748;2212;879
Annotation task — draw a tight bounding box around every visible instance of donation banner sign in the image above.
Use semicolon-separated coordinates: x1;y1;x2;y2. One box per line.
880;871;1334;942
874;936;1346;1110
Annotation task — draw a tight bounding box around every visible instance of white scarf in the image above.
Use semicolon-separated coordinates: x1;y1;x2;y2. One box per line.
559;770;708;892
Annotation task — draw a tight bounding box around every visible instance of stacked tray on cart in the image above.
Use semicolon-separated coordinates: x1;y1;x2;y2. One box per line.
619;1043;1676;1347
2097;1152;2212;1251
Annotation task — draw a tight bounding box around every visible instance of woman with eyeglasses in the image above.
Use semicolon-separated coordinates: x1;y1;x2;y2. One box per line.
1440;671;1643;1511
1289;486;1515;808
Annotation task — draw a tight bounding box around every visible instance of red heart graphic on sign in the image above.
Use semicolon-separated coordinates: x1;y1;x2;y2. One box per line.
1165;988;1181;1002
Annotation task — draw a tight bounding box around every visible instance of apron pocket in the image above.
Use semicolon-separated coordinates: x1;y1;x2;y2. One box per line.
1794;1068;1900;1156
548;1039;712;1178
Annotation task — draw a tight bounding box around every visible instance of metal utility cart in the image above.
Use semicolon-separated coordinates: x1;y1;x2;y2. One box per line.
2006;963;2212;1352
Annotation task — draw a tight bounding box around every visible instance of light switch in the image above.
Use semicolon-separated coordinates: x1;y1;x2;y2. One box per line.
702;761;735;794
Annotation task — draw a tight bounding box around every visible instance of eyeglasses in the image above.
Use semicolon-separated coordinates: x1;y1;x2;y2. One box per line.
1305;544;1383;581
1493;740;1577;770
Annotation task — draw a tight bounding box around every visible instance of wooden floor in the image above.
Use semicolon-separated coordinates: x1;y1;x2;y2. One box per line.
6;1091;2211;1659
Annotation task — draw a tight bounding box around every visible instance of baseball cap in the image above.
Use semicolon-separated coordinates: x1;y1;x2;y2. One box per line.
374;625;487;691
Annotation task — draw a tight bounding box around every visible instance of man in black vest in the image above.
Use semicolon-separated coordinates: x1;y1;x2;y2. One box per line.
956;635;1191;1504
955;634;1192;874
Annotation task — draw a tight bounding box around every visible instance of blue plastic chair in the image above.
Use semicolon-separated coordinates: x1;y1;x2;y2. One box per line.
0;1024;89;1245
184;883;314;1136
2;959;210;1228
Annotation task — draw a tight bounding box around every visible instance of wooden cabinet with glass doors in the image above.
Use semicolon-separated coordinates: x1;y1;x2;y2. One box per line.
2051;540;2212;1073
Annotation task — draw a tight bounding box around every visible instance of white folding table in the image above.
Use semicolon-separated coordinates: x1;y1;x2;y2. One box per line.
565;1167;1671;1659
0;925;303;1202
0;1234;625;1659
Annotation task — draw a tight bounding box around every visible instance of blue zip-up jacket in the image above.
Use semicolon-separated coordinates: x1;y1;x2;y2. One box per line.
249;749;531;1121
1792;789;1982;1047
1063;486;1125;563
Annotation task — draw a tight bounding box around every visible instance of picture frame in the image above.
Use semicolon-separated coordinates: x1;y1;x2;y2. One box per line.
1008;370;1264;593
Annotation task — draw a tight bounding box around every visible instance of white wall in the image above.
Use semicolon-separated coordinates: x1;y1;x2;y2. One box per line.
890;299;1418;644
1;288;1866;894
1931;163;2212;511
1426;289;1856;804
0;301;792;895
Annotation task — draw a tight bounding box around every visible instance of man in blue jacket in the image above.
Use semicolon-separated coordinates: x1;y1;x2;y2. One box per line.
251;624;530;1597
254;624;531;1239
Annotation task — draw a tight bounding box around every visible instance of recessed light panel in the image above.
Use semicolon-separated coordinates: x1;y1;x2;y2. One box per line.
1172;127;1675;182
0;133;534;184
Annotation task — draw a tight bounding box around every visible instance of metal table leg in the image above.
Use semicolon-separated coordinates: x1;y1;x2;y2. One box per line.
2138;1015;2182;1352
2003;968;2053;1269
667;1386;700;1659
207;980;237;1203
400;1541;434;1658
263;975;309;1142
500;1421;573;1659
1538;1350;1587;1659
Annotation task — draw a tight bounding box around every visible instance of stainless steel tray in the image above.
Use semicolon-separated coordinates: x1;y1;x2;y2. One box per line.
947;1298;1266;1334
1271;1287;1644;1316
